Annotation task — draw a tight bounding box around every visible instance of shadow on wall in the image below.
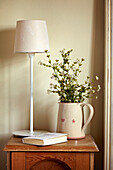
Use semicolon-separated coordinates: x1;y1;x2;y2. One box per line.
34;93;58;132
0;28;31;133
0;28;57;132
90;0;104;170
0;134;11;170
0;29;15;134
0;29;15;170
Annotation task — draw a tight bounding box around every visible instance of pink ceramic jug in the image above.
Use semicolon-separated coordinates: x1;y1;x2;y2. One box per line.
57;103;94;139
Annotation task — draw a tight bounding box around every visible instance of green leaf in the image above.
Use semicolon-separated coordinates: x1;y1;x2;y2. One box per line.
40;49;101;102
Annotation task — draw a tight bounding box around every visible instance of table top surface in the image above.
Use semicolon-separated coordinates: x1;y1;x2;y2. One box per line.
3;135;99;152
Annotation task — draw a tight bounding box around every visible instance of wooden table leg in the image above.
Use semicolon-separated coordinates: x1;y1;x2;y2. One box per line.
7;152;11;170
90;153;94;170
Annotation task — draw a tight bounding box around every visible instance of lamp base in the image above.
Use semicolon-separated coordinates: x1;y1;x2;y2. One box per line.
12;130;49;137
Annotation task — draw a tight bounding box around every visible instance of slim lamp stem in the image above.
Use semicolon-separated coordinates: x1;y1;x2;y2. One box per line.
29;53;35;134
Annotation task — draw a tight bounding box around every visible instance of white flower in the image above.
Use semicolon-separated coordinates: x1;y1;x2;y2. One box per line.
63;93;66;97
90;86;93;89
77;87;81;90
97;85;101;92
92;90;95;93
83;84;87;88
74;91;79;95
95;76;99;80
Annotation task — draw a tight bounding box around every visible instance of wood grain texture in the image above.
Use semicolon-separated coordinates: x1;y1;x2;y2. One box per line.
3;135;98;170
90;153;94;170
3;135;99;152
7;152;10;170
12;152;25;170
26;152;89;170
30;158;71;170
75;153;89;170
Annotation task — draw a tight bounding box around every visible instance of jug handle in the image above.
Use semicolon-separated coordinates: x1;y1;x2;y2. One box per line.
80;103;94;132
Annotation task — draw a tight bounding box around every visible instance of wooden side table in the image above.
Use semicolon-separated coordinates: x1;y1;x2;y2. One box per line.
3;135;99;170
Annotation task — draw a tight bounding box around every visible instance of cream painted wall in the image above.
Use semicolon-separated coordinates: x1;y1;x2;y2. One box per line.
0;0;104;169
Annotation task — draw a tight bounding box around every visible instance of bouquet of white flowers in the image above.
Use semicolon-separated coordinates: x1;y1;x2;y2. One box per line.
39;49;101;103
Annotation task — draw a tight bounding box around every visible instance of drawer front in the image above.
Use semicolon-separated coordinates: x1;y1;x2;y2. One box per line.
26;152;90;170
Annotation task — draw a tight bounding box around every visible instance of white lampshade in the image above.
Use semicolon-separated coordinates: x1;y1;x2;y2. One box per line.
14;20;50;53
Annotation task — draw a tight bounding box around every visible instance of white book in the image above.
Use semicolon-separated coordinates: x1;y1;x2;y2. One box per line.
22;133;67;146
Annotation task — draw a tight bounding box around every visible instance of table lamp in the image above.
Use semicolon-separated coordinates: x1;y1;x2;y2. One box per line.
13;20;50;136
